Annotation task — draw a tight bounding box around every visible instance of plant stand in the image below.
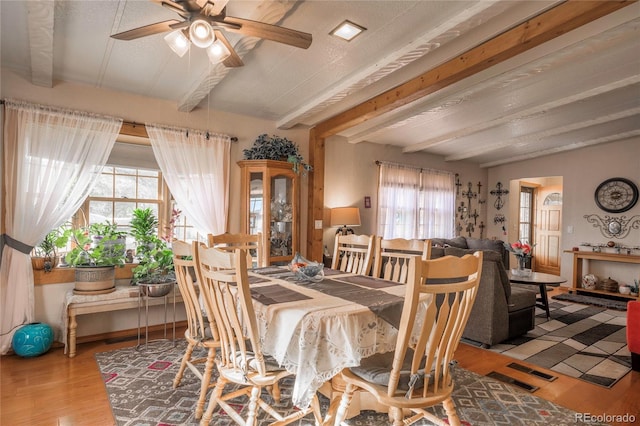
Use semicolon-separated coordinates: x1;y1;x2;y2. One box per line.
136;281;177;351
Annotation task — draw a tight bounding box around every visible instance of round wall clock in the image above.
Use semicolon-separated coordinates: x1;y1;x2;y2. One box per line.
594;177;639;213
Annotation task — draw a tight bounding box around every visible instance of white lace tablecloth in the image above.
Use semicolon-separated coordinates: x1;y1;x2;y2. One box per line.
247;268;415;409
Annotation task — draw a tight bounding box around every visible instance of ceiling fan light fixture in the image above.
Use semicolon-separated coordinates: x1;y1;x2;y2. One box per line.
189;19;215;48
330;20;366;41
164;29;190;57
207;39;231;64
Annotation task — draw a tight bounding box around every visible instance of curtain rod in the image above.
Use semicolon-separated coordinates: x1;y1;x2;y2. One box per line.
375;160;453;175
0;100;237;142
122;121;237;142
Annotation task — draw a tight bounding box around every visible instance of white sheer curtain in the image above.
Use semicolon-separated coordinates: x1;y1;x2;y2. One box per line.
146;124;230;237
376;161;455;239
1;99;122;353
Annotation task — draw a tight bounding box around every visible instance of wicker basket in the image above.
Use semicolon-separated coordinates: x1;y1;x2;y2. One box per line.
602;277;619;292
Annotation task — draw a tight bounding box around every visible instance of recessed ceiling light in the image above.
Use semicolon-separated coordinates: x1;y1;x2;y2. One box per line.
330;20;366;41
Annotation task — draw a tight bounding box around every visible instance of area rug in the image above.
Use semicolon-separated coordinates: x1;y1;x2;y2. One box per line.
551;293;629;311
95;340;603;426
489;300;631;388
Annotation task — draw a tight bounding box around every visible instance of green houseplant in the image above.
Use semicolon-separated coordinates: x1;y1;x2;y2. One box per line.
130;208;175;287
243;134;312;174
32;226;69;272
63;221;127;294
64;221;127;267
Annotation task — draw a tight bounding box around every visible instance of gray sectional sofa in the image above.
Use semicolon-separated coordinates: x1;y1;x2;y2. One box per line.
429;237;536;347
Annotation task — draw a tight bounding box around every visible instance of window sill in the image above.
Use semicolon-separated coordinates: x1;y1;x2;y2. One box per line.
33;264;136;285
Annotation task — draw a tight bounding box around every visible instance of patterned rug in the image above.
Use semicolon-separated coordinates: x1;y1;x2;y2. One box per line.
95;340;603;425
489;300;631;388
551;293;629;311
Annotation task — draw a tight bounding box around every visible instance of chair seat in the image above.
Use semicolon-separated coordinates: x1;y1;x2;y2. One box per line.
350;349;426;391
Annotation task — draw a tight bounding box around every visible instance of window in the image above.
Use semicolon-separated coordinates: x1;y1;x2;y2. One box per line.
171;201;205;242
76;166;164;248
518;186;534;245
377;163;455;239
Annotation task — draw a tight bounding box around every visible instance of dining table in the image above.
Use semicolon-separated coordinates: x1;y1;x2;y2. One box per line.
245;265;414;410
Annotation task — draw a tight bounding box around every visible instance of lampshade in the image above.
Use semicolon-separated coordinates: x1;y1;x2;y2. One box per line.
189;19;215;48
206;39;231;64
164;29;190;57
330;207;361;227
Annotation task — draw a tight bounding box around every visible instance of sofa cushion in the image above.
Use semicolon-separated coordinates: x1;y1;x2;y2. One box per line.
466;238;508;269
508;287;537;312
430;236;468;249
441;247;511;304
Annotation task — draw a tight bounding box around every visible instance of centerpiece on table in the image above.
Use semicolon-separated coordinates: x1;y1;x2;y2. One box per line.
64;221;127;294
289;252;324;283
504;240;535;277
129;208;175;297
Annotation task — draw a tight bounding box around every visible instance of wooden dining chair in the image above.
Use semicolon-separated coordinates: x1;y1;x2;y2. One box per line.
325;251;483;426
207;232;265;268
171;240;220;420
331;234;375;275
198;246;323;426
372;237;431;283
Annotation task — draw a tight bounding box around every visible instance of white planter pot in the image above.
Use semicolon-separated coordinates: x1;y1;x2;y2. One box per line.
74;265;116;295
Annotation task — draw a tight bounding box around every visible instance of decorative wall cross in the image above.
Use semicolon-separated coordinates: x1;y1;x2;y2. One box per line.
479;221;485;239
470;208;479;225
457;201;468;220
455;174;462;195
462;182;477;203
466;222;475;237
490;181;509;210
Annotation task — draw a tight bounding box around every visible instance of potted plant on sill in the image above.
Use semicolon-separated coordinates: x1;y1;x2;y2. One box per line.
243;133;312;174
130;208;175;297
64;221;127;295
32;226;68;272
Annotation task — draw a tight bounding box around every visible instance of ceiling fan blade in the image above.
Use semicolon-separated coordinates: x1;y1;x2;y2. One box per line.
160;1;190;19
213;30;243;67
111;20;183;40
199;0;228;16
219;16;312;49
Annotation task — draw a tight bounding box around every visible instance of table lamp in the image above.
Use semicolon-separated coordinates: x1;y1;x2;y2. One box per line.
330;207;361;235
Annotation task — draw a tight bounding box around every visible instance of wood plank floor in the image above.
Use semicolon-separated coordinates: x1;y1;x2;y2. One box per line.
2;290;639;425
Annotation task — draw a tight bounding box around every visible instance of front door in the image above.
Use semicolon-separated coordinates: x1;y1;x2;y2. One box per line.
535;186;562;275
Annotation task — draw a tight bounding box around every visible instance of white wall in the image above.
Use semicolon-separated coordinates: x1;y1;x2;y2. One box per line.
488;138;640;286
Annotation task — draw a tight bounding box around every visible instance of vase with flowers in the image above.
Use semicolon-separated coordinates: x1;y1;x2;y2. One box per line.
504;240;535;277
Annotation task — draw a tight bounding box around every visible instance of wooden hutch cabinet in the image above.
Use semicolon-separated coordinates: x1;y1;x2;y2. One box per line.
238;160;299;265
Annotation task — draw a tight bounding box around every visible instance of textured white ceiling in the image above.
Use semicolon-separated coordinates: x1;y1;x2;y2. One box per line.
1;0;638;167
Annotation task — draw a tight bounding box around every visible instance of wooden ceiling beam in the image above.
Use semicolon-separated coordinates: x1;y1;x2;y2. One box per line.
313;0;636;139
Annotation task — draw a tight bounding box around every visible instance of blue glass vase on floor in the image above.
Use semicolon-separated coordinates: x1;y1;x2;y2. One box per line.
12;322;54;357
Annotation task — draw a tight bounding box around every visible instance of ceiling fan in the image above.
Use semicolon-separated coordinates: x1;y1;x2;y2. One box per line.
111;0;312;67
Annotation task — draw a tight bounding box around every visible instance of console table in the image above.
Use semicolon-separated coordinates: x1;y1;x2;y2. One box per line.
565;250;640;300
64;285;183;357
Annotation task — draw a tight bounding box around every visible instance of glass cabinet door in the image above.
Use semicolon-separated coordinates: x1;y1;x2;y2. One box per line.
249;172;264;236
239;160;298;265
270;175;293;259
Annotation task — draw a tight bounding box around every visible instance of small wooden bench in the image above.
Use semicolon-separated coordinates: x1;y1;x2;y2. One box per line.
65;285;183;357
